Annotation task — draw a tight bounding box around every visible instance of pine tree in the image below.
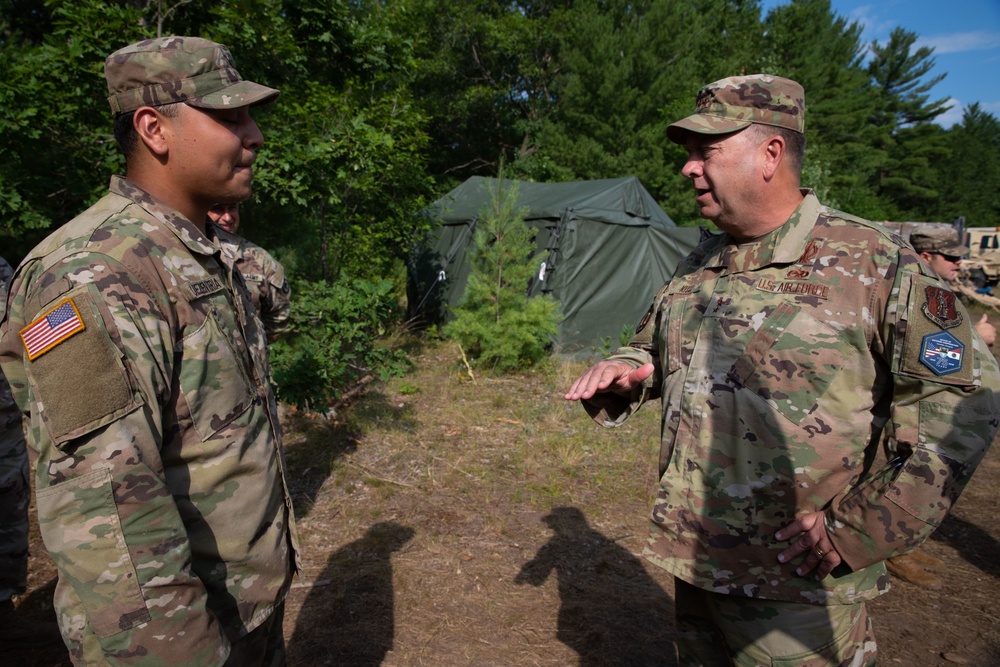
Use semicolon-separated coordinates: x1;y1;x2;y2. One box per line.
442;176;562;373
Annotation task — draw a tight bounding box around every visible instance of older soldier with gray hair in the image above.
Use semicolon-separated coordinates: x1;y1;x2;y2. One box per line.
0;37;298;666
566;74;1000;665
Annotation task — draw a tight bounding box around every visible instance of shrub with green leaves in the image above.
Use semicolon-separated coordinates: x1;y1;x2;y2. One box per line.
270;276;409;410
442;178;562;373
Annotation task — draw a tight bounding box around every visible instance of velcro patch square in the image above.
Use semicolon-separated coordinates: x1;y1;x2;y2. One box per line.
20;298;86;360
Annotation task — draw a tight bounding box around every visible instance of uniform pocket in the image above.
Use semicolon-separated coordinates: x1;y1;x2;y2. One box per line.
728;302;846;425
36;468;149;637
177;312;254;441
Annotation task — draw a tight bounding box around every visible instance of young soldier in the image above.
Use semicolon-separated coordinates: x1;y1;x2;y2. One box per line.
0;37;298;666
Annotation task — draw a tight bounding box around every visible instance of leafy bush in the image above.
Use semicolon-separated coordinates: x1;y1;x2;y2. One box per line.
442;177;562;373
270;276;409;410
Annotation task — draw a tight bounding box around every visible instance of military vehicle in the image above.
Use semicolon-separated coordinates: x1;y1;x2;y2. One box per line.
962;226;1000;289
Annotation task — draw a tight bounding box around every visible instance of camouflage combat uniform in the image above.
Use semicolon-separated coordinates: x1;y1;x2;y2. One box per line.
0;255;29;602
584;192;1000;611
0;177;300;665
211;224;291;342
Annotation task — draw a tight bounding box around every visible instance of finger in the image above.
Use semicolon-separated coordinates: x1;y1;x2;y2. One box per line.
795;540;828;577
980;313;989;323
774;512;818;542
565;362;629;400
627;363;655;386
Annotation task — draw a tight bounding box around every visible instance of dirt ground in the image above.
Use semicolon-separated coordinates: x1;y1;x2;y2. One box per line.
9;340;1000;666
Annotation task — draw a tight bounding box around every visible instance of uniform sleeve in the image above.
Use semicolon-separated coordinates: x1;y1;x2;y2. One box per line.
580;290;665;427
826;257;1000;570
260;254;291;342
1;256;230;665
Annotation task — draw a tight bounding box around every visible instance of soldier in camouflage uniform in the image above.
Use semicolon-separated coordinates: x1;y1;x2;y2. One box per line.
0;37;299;666
207;203;291;342
566;75;1000;666
0;255;63;649
909;226;996;346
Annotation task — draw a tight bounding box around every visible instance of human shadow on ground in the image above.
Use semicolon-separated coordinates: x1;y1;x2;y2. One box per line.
288;521;415;666
930;511;1000;580
282;390;417;519
515;506;676;666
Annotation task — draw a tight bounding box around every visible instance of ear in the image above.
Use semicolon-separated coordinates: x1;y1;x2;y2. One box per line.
761;135;785;181
133;106;171;157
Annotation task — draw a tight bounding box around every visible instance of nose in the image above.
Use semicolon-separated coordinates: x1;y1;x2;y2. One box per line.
242;115;264;151
681;155;702;180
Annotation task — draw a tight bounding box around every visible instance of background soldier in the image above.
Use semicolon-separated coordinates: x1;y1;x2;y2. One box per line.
566;74;1000;665
0;37;298;665
910;226;996;346
207;203;291;342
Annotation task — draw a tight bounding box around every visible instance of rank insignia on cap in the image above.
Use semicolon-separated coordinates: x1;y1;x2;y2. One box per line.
922;285;963;329
919;330;965;376
20;298;86;361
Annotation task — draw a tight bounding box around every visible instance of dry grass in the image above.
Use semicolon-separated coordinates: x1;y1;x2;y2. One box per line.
280;338;675;666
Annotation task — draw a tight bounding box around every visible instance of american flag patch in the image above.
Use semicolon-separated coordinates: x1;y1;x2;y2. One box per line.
20;298;86;361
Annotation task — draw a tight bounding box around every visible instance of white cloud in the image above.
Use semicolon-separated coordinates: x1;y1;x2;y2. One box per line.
917;31;1000;54
934;99;1000;127
935;99;965;128
846;4;896;44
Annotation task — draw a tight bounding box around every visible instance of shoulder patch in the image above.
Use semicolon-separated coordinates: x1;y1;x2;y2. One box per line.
24;290;138;445
919;331;965;376
20;298;85;360
634;303;654;336
900;275;976;386
921;285;964;329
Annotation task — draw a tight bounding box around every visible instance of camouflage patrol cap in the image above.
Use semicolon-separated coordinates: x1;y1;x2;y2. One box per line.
105;36;279;115
666;74;805;144
910;226;969;256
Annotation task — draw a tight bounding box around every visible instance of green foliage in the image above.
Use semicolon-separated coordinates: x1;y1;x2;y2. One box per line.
2;0;997;269
270;277;410;411
442;177;561;373
598;323;636;358
938;104;1000;226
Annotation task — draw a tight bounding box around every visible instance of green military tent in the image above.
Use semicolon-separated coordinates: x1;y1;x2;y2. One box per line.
408;175;703;357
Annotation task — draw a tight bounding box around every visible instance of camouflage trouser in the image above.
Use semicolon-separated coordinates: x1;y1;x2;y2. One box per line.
674;578;877;667
225;601;286;667
0;415;30;601
65;597;285;666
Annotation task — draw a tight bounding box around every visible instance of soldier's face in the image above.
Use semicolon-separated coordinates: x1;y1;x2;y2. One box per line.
922;251;962;282
208;203;241;233
166;104;263;212
681;130;759;231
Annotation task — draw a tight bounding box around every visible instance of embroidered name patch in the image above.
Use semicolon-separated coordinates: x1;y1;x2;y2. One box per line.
922;285;963;329
182;277;226;301
20;298;86;361
919;330;965;376
755;278;829;299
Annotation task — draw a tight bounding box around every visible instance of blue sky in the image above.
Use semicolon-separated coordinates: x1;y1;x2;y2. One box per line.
760;0;1000;127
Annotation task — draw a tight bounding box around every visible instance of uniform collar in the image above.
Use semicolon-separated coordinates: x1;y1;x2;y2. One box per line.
703;189;821;273
109;176;218;257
